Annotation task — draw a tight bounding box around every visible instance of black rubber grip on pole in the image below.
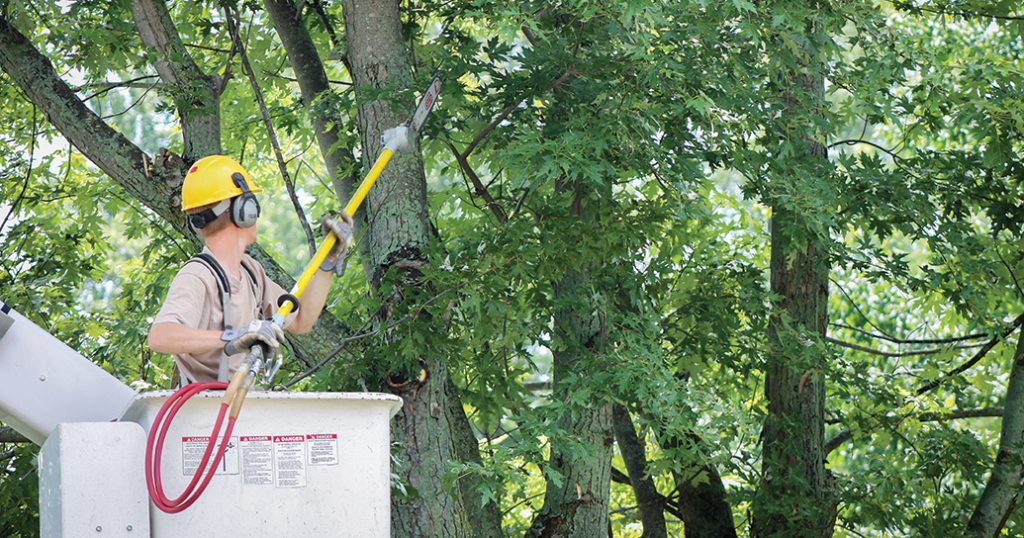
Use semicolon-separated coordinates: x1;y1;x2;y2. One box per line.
277;293;301;313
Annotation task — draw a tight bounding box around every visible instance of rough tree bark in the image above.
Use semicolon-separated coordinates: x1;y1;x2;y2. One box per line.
965;328;1024;537
752;10;837;538
337;0;501;536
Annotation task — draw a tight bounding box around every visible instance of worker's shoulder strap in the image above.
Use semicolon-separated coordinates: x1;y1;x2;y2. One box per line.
186;253;234;330
239;257;263;312
187;253;231;297
185;254;265;328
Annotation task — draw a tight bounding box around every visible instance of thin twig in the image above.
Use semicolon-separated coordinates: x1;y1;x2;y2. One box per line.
183;43;232;53
226;7;317;257
826;336;982;358
80;74;161;101
830;278;898;340
831;322;987;345
261;69;351;86
99;82;159;120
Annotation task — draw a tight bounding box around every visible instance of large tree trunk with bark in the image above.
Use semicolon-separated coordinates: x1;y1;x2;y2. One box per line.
338;1;501;536
527;236;613;538
965;328;1024;537
752;13;837;538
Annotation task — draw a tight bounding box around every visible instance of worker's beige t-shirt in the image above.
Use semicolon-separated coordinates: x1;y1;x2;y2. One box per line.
153;248;288;383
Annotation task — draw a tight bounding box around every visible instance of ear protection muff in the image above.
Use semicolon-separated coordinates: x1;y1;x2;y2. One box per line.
230;172;260;228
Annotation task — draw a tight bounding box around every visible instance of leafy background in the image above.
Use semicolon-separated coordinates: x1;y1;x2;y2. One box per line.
2;0;1024;536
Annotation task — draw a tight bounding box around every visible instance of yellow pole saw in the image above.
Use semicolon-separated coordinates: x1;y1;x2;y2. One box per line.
145;74;442;513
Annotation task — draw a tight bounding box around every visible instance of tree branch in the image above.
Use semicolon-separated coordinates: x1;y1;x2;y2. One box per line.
826;408;1006;455
827;138;904;159
889;0;1024;21
831;322;988;345
612;404;667;538
0;12;193;236
263;0;358;206
826;336;982;358
132;0;222;160
131;0;208;87
916;314;1024;395
309;0;342;49
461;68;573;160
967;329;1024;536
445;140;508;223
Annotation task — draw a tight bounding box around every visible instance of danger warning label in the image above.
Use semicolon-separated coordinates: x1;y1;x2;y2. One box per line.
182;436;238;476
306;433;339;466
240;435;274;486
273;435;307;488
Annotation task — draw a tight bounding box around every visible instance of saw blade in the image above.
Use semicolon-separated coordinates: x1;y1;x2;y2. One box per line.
409;76;442;133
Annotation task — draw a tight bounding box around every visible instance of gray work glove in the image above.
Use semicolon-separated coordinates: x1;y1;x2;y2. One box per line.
319;213;354;275
221;320;285;357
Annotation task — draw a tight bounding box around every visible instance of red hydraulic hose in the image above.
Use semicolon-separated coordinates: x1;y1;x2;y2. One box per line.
145;381;234;513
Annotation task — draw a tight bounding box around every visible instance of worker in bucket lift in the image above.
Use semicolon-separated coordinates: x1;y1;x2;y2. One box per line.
148;155;352;384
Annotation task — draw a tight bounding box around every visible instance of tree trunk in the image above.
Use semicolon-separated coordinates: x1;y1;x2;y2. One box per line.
527;263;613;538
752;13;837;538
338;1;500;536
965;328;1024;537
612;405;667;538
754;204;834;538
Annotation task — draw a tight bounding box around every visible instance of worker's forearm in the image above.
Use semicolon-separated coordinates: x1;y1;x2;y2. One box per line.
149;322;224;355
288;270;332;334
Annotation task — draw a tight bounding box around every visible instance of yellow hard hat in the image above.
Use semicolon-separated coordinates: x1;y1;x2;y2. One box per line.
181;155;262;211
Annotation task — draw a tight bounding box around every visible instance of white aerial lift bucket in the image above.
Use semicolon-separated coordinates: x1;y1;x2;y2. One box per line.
123;390;402;537
0;301;404;537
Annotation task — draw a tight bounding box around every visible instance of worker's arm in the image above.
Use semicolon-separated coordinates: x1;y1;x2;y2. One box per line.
286;270;332;335
150;320;284;355
148;323;223;355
